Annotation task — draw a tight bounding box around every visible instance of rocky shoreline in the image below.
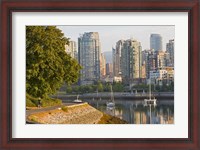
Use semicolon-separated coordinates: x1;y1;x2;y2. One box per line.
27;103;127;124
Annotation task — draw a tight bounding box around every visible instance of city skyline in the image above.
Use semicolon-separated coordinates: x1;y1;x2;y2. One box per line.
58;25;175;53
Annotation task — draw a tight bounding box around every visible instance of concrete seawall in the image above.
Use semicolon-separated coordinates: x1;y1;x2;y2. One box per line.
27;103;104;124
53;92;174;101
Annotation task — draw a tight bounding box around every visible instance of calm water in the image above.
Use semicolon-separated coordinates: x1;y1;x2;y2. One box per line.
85;99;174;124
63;98;174;124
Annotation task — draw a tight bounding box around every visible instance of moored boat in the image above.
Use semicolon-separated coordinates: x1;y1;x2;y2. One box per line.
144;79;157;107
107;84;115;108
73;95;83;103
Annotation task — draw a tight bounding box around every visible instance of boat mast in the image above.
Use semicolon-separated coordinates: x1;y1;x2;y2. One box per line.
149;78;151;100
97;89;98;99
149;104;152;124
110;84;114;102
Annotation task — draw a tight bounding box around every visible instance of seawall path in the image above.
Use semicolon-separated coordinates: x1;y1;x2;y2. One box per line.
27;103;103;124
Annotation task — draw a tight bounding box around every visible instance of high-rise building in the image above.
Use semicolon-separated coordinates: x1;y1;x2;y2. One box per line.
143;49;157;79
100;53;106;77
166;39;174;66
142;49;148;63
150;34;163;52
113;40;124;77
157;51;171;68
112;47;116;75
143;49;171;79
121;39;142;83
141;61;146;78
65;41;78;60
106;63;113;76
78;32;101;85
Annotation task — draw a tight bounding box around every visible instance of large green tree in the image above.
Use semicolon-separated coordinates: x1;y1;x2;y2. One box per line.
26;26;81;98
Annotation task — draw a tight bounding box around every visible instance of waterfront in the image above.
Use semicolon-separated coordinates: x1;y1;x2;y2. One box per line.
62;98;174;124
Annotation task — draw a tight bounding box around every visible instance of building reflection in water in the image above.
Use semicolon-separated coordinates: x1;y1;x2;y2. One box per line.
90;99;174;124
131;103;174;124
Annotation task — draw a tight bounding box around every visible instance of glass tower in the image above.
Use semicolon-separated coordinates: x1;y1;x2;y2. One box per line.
78;32;101;85
150;34;162;52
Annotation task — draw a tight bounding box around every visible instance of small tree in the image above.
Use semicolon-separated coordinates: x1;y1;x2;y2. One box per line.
97;82;104;92
113;82;124;92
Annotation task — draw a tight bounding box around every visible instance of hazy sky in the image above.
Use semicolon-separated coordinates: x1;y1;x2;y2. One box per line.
57;26;174;52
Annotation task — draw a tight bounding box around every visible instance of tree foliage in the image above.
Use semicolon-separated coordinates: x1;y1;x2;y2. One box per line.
26;26;81;98
112;82;124;92
97;81;103;92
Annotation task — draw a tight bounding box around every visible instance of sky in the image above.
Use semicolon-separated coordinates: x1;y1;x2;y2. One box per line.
57;26;175;53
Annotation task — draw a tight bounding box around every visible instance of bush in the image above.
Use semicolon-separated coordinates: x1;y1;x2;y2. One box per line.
41;98;62;107
26;98;37;107
26;93;38;107
98;113;127;124
61;106;68;112
26;93;62;107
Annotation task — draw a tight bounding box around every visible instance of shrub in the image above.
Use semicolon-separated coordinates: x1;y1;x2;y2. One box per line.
26;93;62;107
41;98;62;107
61;106;68;112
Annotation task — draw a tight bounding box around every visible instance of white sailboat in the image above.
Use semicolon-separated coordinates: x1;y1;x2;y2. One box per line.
106;84;115;108
73;95;82;103
144;79;157;107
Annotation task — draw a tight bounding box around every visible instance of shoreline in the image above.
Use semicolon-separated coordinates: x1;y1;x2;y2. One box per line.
52;92;174;100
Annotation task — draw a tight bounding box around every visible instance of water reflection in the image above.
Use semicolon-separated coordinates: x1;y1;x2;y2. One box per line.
89;99;174;124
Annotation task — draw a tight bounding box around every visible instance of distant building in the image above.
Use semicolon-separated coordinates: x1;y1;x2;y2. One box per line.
143;49;157;78
166;39;174;66
112;47;116;75
142;50;148;63
100;53;106;77
150;34;163;52
149;69;168;80
121;39;142;84
106;63;113;76
65;41;78;60
113;76;122;82
157;51;171;68
113;40;124;77
141;61;146;78
142;49;172;79
78;32;101;85
164;66;174;81
149;67;174;85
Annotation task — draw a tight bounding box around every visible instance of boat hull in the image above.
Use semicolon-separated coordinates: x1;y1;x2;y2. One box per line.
106;102;115;107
